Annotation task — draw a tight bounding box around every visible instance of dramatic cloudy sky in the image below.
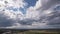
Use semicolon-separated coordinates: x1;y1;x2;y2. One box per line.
0;0;60;29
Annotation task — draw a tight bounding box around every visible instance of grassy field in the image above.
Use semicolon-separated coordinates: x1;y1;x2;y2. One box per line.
22;30;60;34
0;29;60;34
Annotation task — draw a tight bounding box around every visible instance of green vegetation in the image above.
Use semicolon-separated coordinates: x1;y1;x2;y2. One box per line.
0;29;60;34
23;30;60;34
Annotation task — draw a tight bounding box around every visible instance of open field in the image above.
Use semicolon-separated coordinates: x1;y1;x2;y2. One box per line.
0;29;60;34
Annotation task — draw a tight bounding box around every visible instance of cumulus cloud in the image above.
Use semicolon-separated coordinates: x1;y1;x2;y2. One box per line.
0;0;26;27
0;0;60;29
34;0;42;10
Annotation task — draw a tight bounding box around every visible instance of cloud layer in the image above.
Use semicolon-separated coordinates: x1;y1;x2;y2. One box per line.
0;0;60;29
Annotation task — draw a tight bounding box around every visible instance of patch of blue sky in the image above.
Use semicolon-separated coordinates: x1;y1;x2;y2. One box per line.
6;6;18;11
24;0;38;8
6;6;26;14
19;7;26;14
54;6;60;11
5;0;38;15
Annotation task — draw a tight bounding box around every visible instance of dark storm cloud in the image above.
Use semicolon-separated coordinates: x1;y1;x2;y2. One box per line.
0;13;16;27
47;10;60;25
18;18;39;25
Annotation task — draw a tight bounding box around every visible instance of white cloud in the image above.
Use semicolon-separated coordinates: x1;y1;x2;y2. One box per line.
0;0;60;29
25;7;40;20
34;0;42;10
4;0;26;8
0;0;26;19
0;0;50;28
0;0;26;27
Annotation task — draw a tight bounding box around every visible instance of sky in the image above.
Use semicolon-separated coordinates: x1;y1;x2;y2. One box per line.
0;0;60;29
24;0;38;7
